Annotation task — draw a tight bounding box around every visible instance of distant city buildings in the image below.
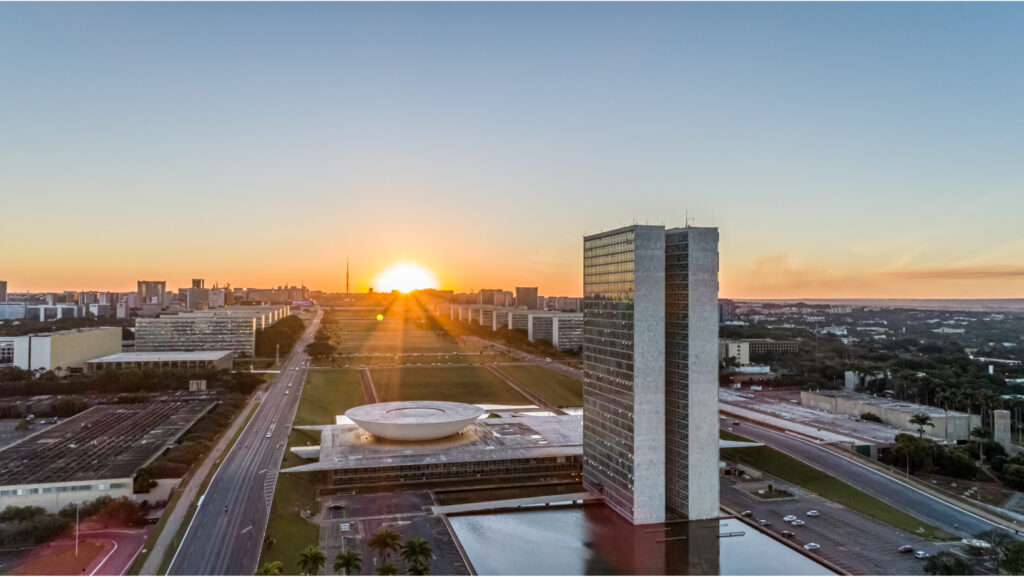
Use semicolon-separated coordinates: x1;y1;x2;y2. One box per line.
515;286;538;310
137;280;167;305
582;224;719;524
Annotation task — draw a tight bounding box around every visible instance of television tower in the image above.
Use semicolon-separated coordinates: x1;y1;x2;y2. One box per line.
346;257;350;294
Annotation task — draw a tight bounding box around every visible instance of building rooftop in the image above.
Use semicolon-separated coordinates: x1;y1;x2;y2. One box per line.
809;389;971;418
0;401;215;485
87;351;233;363
284;415;583;474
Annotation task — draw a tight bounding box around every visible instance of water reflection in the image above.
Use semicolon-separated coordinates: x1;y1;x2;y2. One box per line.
448;505;833;576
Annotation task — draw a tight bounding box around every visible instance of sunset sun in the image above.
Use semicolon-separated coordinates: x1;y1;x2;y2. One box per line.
373;262;438;293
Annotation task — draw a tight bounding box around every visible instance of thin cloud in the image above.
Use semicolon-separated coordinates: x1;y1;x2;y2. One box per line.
877;266;1024;280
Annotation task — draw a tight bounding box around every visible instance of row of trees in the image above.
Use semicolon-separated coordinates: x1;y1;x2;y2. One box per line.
0;366;264;398
259;528;432;576
0;497;145;547
925;529;1024;575
306;328;337;359
256;316;307;357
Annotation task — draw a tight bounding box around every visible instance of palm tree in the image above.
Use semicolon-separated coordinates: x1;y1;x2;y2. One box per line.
909;413;935;438
334;550;362;576
258;561;285;576
367;528;401;564
297;545;327;576
401;538;432;574
375;562;398;576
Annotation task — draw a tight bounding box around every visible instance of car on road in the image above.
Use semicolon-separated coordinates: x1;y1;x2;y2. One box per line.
783;515;797;522
740;510;752;517
804;543;820;551
806;510;820;517
266;432;272;438
915;551;930;559
285;390;290;395
781;530;795;539
758;519;771;527
791;519;805;526
898;545;914;553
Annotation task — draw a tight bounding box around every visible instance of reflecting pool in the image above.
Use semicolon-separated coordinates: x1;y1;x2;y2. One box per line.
448;505;834;576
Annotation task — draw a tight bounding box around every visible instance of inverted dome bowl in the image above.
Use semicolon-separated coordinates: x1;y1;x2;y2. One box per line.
345;401;484;441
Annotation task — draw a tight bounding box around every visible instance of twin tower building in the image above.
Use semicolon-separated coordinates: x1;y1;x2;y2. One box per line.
582;225;720;525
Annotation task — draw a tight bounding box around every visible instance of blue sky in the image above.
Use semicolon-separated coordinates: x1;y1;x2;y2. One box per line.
2;2;1022;297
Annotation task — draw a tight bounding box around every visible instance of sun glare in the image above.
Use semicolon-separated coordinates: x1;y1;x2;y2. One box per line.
373;262;439;293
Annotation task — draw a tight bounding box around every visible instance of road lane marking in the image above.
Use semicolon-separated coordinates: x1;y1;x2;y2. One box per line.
738;419;1005;532
241;526;252;534
91;539;118;576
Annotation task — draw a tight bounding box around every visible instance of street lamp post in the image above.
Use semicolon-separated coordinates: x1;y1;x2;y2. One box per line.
74;500;83;557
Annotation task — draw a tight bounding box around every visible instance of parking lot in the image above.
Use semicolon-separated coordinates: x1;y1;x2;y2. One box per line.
319;490;470;576
722;481;955;575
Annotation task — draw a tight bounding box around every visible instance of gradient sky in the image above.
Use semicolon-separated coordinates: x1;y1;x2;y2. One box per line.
2;3;1023;298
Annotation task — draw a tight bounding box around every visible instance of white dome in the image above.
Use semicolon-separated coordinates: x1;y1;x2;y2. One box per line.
345;401;484;441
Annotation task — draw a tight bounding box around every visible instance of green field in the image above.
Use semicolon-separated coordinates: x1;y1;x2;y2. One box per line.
294;370;365;426
370;366;529;405
259;431;321;574
721;442;954;540
497;365;583;408
331;318;465;354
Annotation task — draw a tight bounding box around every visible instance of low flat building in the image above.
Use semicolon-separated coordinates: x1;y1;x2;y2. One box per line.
552;313;583;351
0;401;214;512
85;351;234;373
742;339;800;354
284;415;582;488
8;327;122;375
801;389;980;442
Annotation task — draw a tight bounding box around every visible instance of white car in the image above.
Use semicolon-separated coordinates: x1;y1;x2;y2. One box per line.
783;515;797;522
804;543;821;551
791;519;806;526
806;510;820;517
915;551;930;559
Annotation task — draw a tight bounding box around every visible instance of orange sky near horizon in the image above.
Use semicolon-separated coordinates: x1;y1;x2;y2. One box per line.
6;243;1024;300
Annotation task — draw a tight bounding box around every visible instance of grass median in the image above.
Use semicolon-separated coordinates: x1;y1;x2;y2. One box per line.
496;364;582;408
720;430;954;541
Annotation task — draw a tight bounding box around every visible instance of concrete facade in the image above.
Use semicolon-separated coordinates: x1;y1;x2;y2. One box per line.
801;390;981;442
995;410;1012;453
552;314;584;351
718;340;750;365
11;327;122;375
673;227;720;521
582;225;719;525
85;351;234;373
0;302;26;320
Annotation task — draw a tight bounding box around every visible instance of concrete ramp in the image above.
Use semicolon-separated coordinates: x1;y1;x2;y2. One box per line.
432;491;599;515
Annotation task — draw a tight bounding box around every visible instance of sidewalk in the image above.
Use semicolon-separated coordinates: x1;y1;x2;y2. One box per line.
139;390;262;575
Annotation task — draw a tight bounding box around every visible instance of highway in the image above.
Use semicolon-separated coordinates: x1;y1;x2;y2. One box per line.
167;308;322;576
730;421;1012;539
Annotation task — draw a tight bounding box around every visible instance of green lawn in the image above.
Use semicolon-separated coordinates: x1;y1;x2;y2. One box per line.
496;365;583;408
259;430;322;575
294;370;365;426
331;319;465;354
370;366;530;405
721;443;954;540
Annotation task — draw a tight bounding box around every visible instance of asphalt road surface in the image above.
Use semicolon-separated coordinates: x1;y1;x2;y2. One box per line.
167;309;322;576
729;421;1012;539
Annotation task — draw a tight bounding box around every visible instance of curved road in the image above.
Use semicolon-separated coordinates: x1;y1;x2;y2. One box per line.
733;421;1013;539
167;309;322;575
